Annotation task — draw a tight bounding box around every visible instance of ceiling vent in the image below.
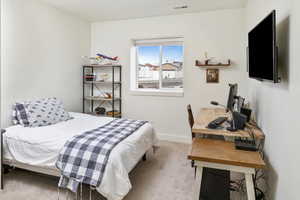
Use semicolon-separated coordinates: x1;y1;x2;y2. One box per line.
173;5;188;10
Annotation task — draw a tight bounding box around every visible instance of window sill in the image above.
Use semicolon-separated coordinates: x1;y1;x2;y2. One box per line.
130;89;184;97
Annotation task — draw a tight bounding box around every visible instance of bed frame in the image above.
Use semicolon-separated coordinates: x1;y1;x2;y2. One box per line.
0;128;147;190
1;133;60;190
3;152;147;179
3;159;60;177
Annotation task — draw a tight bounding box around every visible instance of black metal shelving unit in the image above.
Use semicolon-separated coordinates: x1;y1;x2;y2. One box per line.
83;64;122;118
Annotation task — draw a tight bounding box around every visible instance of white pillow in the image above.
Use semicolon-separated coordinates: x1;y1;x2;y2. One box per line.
13;97;72;127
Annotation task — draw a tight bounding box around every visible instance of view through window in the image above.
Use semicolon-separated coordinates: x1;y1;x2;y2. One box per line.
135;40;184;91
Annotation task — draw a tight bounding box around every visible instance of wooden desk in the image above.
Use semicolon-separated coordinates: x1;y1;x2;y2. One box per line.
192;108;265;139
188;138;266;200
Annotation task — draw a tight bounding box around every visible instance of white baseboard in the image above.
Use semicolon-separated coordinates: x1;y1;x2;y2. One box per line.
157;133;191;144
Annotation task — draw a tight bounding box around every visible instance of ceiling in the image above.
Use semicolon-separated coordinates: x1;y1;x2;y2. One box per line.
40;0;247;22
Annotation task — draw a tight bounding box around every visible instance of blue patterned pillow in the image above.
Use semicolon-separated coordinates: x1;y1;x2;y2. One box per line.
13;97;72;127
12;103;30;126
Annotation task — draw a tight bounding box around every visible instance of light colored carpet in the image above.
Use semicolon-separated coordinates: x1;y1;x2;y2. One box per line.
0;141;245;200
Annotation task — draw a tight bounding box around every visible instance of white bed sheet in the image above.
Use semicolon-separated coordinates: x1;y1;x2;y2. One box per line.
3;112;157;200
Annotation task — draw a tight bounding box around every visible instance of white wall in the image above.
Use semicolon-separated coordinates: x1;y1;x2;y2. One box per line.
246;0;300;199
91;9;248;143
0;0;2;189
1;0;91;127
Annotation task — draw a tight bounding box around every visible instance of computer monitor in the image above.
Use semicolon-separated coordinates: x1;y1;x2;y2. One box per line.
227;84;238;111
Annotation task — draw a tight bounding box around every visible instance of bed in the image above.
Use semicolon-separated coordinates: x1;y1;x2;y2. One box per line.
2;112;157;200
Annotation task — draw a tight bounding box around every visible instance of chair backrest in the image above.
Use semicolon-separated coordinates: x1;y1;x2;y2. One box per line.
187;104;195;138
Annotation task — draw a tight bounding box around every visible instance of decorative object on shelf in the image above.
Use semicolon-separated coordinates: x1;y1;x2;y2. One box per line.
88;57;100;65
104;92;112;99
96;53;118;61
97;73;110;82
95;91;112;99
106;110;121;117
96;53;119;65
85;73;96;81
195;52;231;68
95;107;106;115
82;56;102;65
82;55;114;66
206;69;219;83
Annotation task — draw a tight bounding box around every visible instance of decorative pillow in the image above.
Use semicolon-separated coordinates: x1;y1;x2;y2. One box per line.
13;97;72;127
12;106;19;125
12;107;19;125
12;103;29;126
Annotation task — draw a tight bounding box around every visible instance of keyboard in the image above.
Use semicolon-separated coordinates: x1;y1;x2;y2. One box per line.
207;117;228;129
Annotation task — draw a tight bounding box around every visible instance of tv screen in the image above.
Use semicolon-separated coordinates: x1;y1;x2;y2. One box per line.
248;10;278;82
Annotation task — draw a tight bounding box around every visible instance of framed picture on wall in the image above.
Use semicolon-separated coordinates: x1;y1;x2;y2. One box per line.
206;69;219;83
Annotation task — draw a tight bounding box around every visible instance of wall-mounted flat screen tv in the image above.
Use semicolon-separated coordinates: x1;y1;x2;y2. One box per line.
248;10;279;83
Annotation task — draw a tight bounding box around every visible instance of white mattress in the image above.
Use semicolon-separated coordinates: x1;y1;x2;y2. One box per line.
3;112;157;200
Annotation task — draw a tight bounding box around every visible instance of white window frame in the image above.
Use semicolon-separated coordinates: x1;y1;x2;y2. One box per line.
130;37;184;97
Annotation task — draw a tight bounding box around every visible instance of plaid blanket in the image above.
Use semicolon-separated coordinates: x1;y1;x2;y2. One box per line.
56;119;147;192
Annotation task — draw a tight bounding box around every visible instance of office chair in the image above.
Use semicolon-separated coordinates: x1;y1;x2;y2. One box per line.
187;104;197;178
187;104;195;138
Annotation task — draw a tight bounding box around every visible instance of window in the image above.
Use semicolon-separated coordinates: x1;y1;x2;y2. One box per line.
131;38;184;96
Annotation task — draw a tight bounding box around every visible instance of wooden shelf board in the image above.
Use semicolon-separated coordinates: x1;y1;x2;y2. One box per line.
83;64;121;68
188;138;266;169
195;60;231;68
196;64;231;67
84;96;121;101
84;81;121;84
85;112;122;118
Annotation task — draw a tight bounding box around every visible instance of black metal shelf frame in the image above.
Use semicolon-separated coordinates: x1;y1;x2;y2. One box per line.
83;65;122;118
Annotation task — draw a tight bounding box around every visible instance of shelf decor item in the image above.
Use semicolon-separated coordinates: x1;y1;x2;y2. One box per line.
83;64;122;118
195;52;231;68
96;53;119;65
98;73;109;82
206;69;219;83
89;57;100;65
106;110;121;118
95;107;106;115
85;73;96;82
195;59;231;68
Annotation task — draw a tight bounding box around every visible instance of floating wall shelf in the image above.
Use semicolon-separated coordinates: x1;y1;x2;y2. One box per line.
195;60;231;68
